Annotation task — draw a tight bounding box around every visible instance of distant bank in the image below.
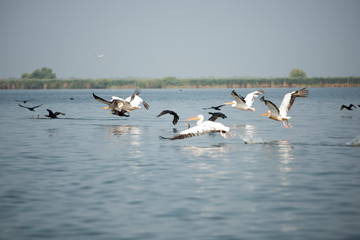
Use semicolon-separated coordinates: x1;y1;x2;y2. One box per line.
0;77;359;89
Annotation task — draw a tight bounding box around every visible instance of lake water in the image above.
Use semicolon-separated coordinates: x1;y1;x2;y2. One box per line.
0;88;359;240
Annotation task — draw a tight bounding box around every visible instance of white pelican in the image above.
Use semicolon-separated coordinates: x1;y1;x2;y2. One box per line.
260;88;309;128
157;110;179;125
223;89;264;111
340;104;357;111
170;114;231;140
93;90;149;116
95;53;104;58
45;109;65;119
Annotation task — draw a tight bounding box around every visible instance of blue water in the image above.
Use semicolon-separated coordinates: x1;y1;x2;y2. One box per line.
0;88;359;240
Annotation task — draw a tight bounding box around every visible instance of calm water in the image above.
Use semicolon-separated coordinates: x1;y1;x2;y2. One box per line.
0;88;359;240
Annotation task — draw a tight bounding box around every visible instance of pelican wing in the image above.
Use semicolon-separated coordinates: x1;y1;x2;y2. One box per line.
93;93;111;106
126;93;149;110
157;110;179;125
279;88;308;114
260;96;281;117
244;89;264;107
231;90;246;105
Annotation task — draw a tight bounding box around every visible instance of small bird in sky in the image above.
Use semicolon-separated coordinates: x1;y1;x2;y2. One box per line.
95;53;104;59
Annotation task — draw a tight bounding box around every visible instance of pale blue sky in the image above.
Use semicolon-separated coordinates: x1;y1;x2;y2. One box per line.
1;0;359;79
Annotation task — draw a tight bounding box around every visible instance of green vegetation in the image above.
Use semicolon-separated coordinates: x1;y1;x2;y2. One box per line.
289;68;307;78
22;67;56;79
0;77;359;89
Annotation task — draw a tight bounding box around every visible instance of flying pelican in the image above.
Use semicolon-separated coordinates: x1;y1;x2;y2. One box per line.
223;89;264;111
18;104;43;111
16;99;34;104
340;104;357;111
157;110;179;125
260;88;308;128
170;114;231;140
95;53;104;59
203;104;225;111
92;93;130;117
207;112;227;121
45;109;65;118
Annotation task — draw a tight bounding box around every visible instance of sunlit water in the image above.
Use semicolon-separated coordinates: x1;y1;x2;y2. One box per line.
0;88;359;240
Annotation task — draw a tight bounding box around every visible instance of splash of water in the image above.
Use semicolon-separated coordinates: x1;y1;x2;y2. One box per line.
346;136;360;146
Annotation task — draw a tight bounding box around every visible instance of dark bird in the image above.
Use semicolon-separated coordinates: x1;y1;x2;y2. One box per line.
203;104;225;111
92;93;130;117
157;110;179;125
45;109;66;118
18;104;43;111
15;99;34;104
208;112;227;122
340;104;357;111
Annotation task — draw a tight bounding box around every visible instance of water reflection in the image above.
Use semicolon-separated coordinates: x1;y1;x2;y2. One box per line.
180;143;228;158
265;140;294;186
108;125;142;146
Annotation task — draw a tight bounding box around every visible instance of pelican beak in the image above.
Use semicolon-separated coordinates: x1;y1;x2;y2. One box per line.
223;102;233;105
103;106;110;110
260;112;270;117
185;116;200;121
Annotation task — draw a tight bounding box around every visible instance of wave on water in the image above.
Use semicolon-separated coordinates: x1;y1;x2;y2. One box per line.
346;136;360;146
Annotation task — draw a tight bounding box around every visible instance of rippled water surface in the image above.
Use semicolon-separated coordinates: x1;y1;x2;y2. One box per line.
0;88;359;240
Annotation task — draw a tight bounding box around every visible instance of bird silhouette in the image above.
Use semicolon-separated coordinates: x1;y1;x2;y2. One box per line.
157;110;180;125
340;104;357;111
203;104;225;111
16;99;34;104
45;109;66;118
207;112;227;122
18;104;43;111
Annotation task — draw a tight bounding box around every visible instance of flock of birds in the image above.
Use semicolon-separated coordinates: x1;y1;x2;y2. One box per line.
90;88;310;140
17;87;356;140
17;88;313;140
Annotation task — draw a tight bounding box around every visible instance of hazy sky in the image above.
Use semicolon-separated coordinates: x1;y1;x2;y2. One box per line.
1;0;360;79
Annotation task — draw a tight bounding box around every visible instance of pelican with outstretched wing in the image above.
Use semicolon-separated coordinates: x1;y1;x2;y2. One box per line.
260;88;308;128
170;114;231;140
224;89;264;111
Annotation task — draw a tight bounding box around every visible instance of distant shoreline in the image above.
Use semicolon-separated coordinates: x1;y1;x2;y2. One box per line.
0;77;359;89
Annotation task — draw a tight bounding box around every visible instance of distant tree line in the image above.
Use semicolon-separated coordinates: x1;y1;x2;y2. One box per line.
1;76;359;89
21;67;56;79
